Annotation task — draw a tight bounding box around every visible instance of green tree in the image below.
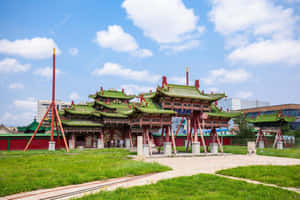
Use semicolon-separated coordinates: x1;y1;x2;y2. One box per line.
233;115;256;139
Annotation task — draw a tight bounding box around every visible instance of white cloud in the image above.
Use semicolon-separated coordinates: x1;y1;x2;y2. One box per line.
235;91;253;99
209;0;296;38
228;39;300;65
0;58;30;73
168;76;186;85
122;0;199;44
96;25;152;57
33;66;61;78
132;49;153;57
93;62;160;82
120;84;155;95
0;37;61;59
0;97;37;126
69;92;80;101
202;68;251;85
14;97;36;111
207;87;221;93
160;40;200;52
1;111;35;126
8;83;24;89
209;0;300;65
68;48;79;56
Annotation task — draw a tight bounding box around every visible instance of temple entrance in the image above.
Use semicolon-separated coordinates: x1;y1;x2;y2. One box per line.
103;129;127;147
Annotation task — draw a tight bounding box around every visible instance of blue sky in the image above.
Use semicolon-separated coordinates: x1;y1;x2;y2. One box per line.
1;0;300;126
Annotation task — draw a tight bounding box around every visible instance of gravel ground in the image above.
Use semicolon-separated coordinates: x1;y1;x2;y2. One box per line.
104;154;300;191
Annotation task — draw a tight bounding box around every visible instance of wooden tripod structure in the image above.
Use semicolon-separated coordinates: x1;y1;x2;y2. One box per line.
255;128;266;146
24;48;69;152
273;128;284;148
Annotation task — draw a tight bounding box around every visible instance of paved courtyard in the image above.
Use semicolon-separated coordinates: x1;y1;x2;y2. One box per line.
2;154;300;200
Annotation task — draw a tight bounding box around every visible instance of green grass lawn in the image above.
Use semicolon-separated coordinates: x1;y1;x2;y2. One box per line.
77;173;300;200
257;148;300;159
217;165;300;188
0;148;170;197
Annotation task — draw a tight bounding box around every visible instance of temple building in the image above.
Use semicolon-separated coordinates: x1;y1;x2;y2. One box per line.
58;76;239;155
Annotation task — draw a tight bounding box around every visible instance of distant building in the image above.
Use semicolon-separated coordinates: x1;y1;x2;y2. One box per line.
218;98;270;111
0;124;10;134
37;100;71;122
241;104;300;130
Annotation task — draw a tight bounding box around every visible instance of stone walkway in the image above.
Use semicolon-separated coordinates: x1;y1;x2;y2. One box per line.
2;154;300;200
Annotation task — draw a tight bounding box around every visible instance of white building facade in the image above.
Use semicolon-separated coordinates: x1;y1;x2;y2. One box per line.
218;98;270;111
37;100;71;122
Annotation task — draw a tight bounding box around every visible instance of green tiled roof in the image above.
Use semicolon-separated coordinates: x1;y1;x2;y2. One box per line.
134;99;176;114
96;90;135;100
95;100;132;111
139;92;156;99
206;105;241;118
88;94;96;99
247;114;296;124
157;84;225;101
96;111;128;118
17;119;49;133
206;112;240;118
64;104;95;115
62;120;103;127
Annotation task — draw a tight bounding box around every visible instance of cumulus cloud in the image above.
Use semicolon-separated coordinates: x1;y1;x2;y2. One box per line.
160;40;200;53
229;39;300;65
93;62;160;83
122;0;204;52
168;76;186;85
69;92;80;101
209;0;300;65
96;25;152;57
33;66;61;78
122;0;199;43
0;58;30;73
1;111;35;126
14;97;36;111
68;48;79;56
8;83;24;89
0;97;37;126
0;37;61;59
120;84;155;95
202;68;251;85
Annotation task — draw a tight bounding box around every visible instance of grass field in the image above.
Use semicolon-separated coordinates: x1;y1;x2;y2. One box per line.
257;148;300;159
217;165;300;188
0;148;170;197
77;173;300;200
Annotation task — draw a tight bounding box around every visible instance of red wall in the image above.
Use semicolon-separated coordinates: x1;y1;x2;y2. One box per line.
0;140;8;150
0;137;67;151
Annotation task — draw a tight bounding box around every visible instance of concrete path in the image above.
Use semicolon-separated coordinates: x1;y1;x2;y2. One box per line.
2;154;300;200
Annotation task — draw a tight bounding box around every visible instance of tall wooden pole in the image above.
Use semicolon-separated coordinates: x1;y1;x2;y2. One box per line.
51;48;56;142
24;48;69;152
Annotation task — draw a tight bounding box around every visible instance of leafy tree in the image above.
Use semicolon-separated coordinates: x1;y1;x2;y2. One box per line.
233;115;256;139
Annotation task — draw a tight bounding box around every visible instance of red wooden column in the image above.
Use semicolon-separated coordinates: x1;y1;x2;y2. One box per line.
165;126;170;142
158;127;164;153
186;120;193;152
170;125;177;155
197;117;207;152
193;116;198;142
146;128;152;156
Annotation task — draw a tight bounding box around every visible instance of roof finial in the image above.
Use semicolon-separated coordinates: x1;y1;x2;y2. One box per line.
162;76;167;88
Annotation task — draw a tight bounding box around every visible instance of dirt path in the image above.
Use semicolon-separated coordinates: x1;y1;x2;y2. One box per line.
2;154;300;200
